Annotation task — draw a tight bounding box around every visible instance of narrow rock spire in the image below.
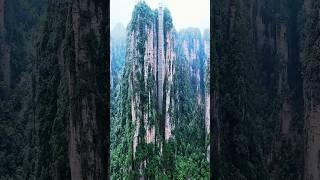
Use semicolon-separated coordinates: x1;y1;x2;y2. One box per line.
158;1;164;113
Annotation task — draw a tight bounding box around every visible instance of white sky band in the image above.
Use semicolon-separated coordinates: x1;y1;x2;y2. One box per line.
110;0;210;33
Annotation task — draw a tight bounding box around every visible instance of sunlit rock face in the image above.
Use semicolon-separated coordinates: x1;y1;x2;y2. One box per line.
112;2;209;178
128;21;159;154
164;28;176;141
125;2;177;161
121;3;179;178
203;29;210;162
203;29;210;135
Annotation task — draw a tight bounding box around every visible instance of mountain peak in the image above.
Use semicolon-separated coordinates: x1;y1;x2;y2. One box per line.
111;23;126;39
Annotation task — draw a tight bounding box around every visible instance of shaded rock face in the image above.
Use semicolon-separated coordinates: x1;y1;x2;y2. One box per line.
34;0;108;180
0;0;10;93
0;1;48;179
68;1;108;179
304;105;320;180
0;40;10;92
213;0;304;178
252;1;302;159
248;0;304;177
303;0;320;179
0;0;3;32
252;1;304;178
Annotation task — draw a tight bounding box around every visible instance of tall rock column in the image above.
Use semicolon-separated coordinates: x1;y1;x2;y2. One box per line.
158;4;165;114
68;1;108;179
0;0;3;32
125;3;160;176
34;0;109;179
121;3;177;177
204;29;210;136
204;29;210;162
212;0;265;178
164;28;175;141
0;0;10;92
303;0;320;179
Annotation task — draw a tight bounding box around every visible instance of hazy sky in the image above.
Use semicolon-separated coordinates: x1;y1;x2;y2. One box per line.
110;0;210;32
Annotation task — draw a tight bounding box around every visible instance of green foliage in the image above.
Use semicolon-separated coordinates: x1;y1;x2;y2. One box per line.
0;0;47;179
163;8;174;53
163;8;173;32
111;2;209;179
32;1;75;179
175;153;210;179
129;1;155;32
212;0;305;179
213;1;268;179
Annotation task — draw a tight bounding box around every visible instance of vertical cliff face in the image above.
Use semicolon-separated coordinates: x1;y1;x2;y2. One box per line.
110;23;126;91
0;0;3;32
0;0;46;179
303;0;320;179
119;3;161;177
214;0;264;178
0;0;10;93
213;0;305;179
158;5;165;115
252;0;304;178
177;28;208;163
33;2;69;178
111;2;209;179
203;29;210;163
179;28;205;106
204;29;210;136
68;1;108;179
127;7;158;157
121;3;177;176
34;0;108;179
164;27;176;141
